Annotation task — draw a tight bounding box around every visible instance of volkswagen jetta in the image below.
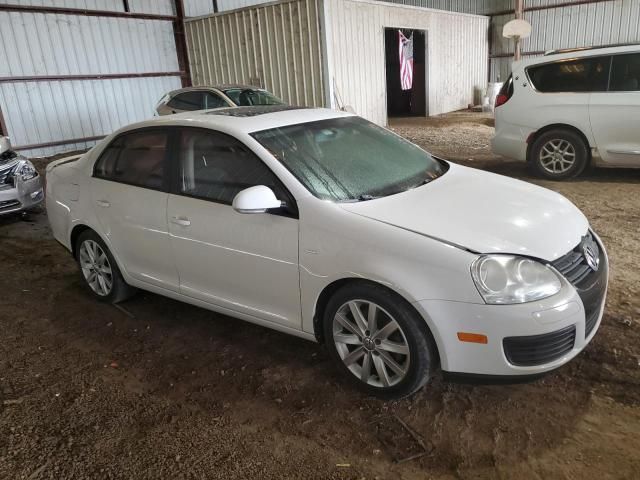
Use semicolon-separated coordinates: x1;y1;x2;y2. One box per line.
46;106;608;398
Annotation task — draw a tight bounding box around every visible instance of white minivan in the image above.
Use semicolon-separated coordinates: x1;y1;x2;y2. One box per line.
492;44;640;180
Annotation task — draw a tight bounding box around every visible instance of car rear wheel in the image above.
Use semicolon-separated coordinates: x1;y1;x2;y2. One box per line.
323;283;437;398
76;230;136;303
530;129;588;180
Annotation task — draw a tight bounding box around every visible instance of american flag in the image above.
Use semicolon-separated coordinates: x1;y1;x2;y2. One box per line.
398;31;414;91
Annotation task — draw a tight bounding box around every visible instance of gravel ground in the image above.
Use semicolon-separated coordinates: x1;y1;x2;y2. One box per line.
1;112;639;479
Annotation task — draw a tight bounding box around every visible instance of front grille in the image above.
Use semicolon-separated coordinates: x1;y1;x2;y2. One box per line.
503;324;576;367
552;231;608;338
552;231;599;288
0;199;21;212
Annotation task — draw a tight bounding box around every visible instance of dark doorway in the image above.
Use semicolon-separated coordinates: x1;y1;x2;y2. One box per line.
385;28;426;118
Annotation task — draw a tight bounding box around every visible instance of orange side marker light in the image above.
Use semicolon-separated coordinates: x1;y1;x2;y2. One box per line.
457;332;488;344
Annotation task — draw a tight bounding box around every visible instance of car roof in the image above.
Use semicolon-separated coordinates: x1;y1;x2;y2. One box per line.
168;85;267;96
123;106;356;136
514;43;640;70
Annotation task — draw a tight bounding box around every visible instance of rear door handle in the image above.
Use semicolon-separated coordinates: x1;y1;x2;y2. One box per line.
170;216;191;227
96;200;110;208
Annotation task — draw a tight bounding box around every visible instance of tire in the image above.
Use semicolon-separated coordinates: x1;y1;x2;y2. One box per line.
529;129;589;180
323;282;437;399
75;230;136;303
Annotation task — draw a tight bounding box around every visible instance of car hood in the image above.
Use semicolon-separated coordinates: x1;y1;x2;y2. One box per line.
339;163;588;261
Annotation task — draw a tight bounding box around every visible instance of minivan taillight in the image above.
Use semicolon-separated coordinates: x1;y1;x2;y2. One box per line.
495;74;514;108
495;94;509;108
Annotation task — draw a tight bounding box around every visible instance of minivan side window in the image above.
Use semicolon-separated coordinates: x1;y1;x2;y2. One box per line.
94;130;168;190
527;56;610;93
610;53;640;91
167;91;203;110
177;128;288;206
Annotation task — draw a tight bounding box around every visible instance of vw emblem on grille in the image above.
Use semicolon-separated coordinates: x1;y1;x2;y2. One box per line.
582;240;599;271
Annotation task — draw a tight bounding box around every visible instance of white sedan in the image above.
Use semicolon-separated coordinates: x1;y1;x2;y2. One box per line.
46;106;608;398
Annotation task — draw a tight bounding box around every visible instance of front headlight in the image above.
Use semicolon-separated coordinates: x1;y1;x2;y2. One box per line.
18;160;38;181
471;255;562;304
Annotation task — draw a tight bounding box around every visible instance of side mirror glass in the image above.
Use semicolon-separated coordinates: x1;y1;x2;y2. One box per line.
232;185;283;214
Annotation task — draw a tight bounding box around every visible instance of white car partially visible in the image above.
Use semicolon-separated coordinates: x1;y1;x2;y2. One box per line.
0;136;43;215
46;106;608;398
492;44;640;179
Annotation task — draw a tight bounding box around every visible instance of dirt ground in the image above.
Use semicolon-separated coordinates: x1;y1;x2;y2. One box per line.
1;112;639;479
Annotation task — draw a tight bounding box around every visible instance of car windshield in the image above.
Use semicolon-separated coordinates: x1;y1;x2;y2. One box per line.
251;117;446;201
223;88;284;106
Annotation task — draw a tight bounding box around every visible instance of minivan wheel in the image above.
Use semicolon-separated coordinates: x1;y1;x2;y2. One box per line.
323;283;437;399
76;230;136;303
530;129;588;180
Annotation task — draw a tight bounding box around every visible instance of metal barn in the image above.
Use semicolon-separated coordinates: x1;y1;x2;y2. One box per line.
185;0;489;126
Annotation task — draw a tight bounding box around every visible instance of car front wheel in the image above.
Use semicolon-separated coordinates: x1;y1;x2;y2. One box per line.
323;283;437;398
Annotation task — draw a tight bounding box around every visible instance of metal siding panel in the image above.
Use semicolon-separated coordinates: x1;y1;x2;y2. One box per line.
324;0;488;125
371;0;512;15
185;0;325;106
0;12;179;76
185;0;217;17
1;76;181;156
0;0;124;11
128;0;175;15
0;10;181;155
217;0;276;11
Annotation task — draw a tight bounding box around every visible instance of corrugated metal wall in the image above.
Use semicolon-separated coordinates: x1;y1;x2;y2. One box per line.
0;2;181;157
375;0;510;14
491;0;640;82
185;0;325;107
185;0;217;17
324;0;489;124
3;0;176;14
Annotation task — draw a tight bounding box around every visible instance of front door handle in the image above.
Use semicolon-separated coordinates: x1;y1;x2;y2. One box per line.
96;199;110;208
170;216;191;227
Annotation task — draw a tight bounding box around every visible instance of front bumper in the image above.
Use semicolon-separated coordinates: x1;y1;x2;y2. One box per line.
414;244;608;378
0;175;44;215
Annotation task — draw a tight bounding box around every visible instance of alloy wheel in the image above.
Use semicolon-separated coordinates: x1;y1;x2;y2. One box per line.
539;139;576;174
79;240;113;296
332;300;411;388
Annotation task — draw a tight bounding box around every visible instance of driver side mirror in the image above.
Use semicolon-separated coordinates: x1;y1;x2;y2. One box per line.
232;185;283;214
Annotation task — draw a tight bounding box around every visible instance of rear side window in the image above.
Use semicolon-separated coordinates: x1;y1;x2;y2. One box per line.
527;56;610;92
167;91;203;110
94;130;168;190
610;53;640;91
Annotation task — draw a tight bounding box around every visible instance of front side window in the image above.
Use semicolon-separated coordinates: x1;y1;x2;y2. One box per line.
177;128;286;205
223;88;285;106
167;91;203;110
610;53;640;91
252;117;446;202
527;56;610;93
94;130;167;189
